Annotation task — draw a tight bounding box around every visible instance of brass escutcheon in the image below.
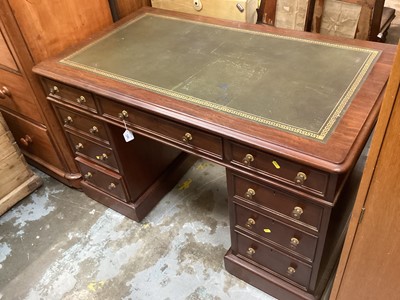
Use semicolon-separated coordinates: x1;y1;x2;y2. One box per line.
84;172;92;179
75;143;84;150
108;183;116;190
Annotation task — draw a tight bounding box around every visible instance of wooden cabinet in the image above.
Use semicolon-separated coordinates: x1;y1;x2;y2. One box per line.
329;43;400;300
48;79;194;221
0;0;115;186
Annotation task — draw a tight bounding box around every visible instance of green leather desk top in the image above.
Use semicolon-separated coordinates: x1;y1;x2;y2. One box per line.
61;14;380;142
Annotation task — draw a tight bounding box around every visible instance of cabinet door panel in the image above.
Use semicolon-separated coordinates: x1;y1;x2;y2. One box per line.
0;29;18;71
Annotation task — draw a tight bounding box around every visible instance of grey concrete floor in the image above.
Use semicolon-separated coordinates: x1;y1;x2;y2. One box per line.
0;159;275;300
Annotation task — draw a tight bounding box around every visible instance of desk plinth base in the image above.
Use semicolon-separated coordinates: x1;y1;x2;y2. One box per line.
224;249;316;300
81;153;196;222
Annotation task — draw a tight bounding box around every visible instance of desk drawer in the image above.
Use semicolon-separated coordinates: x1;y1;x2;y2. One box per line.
228;141;329;196
66;131;119;171
44;79;97;113
76;157;128;201
236;233;312;288
55;106;109;143
234;204;318;261
1;111;63;170
99;97;223;159
231;172;323;231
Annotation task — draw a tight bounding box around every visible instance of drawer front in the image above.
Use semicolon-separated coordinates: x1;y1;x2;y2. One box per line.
228;142;329;196
236;233;312;288
0;69;43;123
66;131;119;171
235;204;318;261
232;174;323;231
99;97;223;159
55;106;109;142
1;111;63;169
44;78;97;112
76;158;128;201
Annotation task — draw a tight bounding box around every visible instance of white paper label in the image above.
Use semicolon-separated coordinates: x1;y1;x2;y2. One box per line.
123;129;135;142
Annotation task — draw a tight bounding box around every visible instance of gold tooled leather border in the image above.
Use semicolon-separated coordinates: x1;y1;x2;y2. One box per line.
61;13;380;142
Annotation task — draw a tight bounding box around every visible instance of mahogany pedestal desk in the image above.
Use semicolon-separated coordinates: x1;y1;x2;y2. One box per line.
33;8;395;300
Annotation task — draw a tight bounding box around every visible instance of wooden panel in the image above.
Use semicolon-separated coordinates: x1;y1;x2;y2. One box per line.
0;29;17;71
116;0;151;19
0;69;43;123
8;0;113;63
330;43;400;299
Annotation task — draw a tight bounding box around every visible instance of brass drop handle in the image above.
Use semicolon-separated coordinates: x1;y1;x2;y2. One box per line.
0;86;11;99
244;188;255;200
287;266;296;276
294;172;307;185
76;96;86;104
108;183;116;190
96;153;108;161
182;132;193;143
290;237;300;248
118;110;129;120
242;153;254;166
20;135;32;147
64;116;73;124
245;218;256;229
50;85;59;94
292;206;304;219
75;143;84;150
246;247;256;257
84;172;92;179
89;126;98;134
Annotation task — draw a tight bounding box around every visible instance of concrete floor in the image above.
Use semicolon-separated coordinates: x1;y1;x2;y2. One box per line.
0;159;276;300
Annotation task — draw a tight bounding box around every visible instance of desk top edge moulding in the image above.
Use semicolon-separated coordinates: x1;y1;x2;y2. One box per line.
32;7;396;174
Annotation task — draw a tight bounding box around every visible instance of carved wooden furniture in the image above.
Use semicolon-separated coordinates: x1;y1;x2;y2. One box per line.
329;43;400;300
0;112;42;215
32;8;395;300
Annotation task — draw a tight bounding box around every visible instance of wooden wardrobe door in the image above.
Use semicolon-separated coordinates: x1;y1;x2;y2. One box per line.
331;44;400;299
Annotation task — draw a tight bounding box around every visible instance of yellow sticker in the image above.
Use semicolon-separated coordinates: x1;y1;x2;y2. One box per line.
178;178;193;190
272;160;281;169
264;228;272;233
87;281;105;292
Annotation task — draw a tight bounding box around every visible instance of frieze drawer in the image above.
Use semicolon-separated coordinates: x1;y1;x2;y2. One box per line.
230;172;323;232
98;97;223;160
228;141;329;197
44;78;97;113
234;203;318;261
76;157;128;202
236;233;312;288
55;105;109;143
66;131;119;172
